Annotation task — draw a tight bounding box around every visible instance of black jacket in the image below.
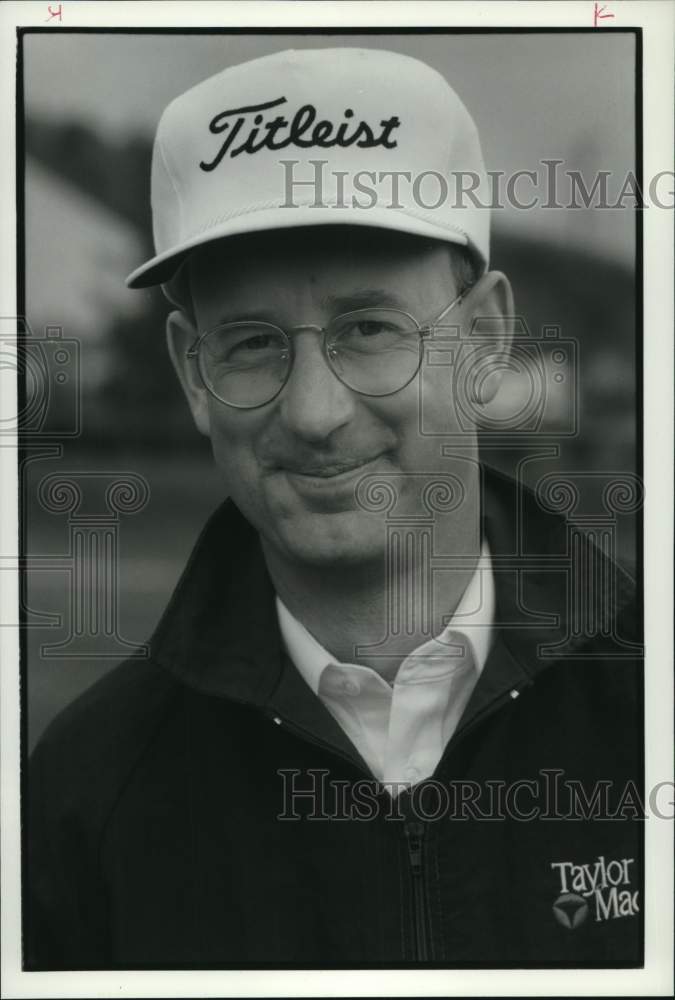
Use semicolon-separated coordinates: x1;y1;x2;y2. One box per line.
25;466;643;969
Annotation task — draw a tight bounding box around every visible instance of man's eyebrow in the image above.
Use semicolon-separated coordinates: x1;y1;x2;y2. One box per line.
323;289;408;312
209;307;281;327
208;290;409;329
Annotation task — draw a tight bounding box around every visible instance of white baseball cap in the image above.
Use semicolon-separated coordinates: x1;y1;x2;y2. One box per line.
126;47;490;290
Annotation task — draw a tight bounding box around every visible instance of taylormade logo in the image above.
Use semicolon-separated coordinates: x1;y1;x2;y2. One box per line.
551;856;640;925
199;97;401;171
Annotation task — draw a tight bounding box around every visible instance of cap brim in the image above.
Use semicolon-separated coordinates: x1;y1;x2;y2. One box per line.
125;207;472;289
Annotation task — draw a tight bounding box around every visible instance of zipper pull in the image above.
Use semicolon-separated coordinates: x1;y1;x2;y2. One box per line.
404;820;426;875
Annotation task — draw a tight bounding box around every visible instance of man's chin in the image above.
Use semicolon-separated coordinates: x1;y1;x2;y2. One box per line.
269;510;386;568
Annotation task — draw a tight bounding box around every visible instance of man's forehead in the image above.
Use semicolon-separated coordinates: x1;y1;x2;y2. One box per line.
187;227;456;317
187;226;457;297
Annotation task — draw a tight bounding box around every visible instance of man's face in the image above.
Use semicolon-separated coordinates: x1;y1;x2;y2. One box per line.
184;229;487;568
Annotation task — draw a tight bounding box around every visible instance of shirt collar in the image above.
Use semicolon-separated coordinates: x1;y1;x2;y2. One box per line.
277;541;495;696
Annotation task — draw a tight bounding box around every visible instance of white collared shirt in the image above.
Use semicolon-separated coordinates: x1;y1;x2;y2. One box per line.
276;543;495;795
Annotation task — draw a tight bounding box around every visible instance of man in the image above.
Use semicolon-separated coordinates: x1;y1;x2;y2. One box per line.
26;47;642;968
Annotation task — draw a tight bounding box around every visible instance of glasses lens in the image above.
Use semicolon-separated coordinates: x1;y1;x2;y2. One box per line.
199;323;290;407
328;310;421;395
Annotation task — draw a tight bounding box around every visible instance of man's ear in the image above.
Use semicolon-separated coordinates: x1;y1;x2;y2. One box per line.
464;270;515;405
166;310;211;437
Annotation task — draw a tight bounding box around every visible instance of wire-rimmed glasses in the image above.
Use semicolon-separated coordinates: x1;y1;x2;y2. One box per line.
186;290;468;410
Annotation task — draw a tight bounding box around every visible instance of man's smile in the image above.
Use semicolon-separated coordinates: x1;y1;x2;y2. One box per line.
273;452;390;506
278;452;386;479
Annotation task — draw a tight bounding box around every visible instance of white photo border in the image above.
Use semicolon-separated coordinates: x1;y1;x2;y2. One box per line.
1;1;672;997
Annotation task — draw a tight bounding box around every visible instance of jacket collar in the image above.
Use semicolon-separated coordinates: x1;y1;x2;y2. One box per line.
150;499;285;706
479;463;638;678
151;464;637;712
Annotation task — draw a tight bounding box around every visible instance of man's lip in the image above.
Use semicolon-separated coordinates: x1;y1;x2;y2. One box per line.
278;455;384;479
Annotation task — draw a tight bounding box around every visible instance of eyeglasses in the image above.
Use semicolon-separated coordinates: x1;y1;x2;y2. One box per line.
186;290;469;410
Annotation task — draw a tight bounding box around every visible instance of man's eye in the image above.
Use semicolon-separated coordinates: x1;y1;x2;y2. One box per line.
218;331;287;363
343;320;407;339
236;334;277;351
355;320;390;337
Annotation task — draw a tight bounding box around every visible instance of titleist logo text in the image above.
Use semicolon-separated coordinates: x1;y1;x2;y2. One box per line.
199;97;401;172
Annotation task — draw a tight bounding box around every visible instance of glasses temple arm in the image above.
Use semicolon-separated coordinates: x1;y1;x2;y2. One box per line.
419;288;470;337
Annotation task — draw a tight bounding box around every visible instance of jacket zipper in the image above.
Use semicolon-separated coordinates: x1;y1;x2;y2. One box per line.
266;690;526;964
404;820;429;962
270;712;435;960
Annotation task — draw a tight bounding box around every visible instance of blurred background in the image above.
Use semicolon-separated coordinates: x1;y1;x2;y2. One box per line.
21;32;639;748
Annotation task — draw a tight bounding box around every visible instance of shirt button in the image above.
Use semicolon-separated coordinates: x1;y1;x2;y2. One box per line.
342;678;360;696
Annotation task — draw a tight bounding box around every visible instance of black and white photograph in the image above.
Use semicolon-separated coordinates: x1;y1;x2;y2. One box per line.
1;1;673;996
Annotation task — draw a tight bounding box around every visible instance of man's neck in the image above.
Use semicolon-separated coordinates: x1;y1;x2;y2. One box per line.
262;518;482;680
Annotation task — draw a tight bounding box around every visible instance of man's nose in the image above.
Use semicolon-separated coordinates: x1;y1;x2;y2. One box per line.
277;330;356;442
